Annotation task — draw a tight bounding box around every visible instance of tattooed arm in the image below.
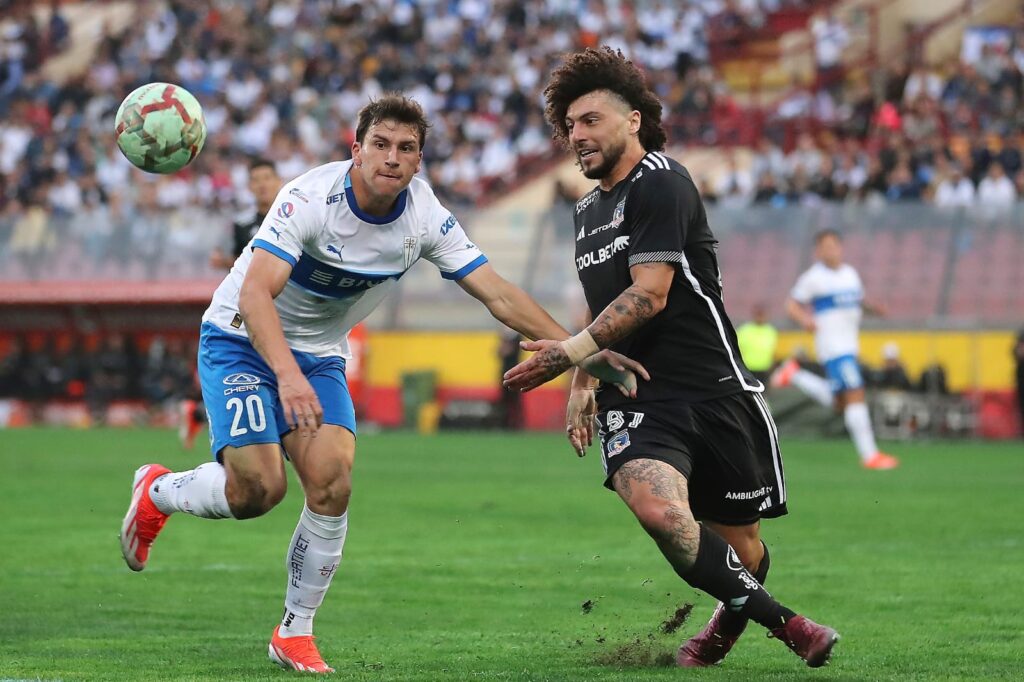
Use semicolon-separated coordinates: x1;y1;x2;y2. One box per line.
503;262;674;391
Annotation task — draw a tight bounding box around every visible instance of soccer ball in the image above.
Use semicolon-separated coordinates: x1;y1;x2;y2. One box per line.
114;82;206;174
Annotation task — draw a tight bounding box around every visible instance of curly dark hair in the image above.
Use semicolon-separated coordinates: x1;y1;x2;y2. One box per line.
355;93;430;148
543;47;667;152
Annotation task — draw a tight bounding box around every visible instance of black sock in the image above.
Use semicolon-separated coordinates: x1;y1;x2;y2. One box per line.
681;525;794;631
717;540;770;632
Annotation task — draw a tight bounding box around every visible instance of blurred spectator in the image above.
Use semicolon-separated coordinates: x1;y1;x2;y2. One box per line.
0;0;1020;287
86;333;138;423
875;342;913;391
0;336;29;397
141;336;194;408
933;164;976;208
977;161;1017;210
917;363;949;395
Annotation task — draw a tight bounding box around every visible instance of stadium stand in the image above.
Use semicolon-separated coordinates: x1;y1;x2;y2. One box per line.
0;0;1021;434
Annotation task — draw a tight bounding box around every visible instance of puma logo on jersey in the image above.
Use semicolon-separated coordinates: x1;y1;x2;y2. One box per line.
326;244;343;260
268;226;283;241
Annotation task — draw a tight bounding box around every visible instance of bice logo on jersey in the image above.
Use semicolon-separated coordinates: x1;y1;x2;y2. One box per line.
440;215;458;235
277;202;295;219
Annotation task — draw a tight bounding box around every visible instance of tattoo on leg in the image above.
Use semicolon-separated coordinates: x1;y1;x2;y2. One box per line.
614;459;701;570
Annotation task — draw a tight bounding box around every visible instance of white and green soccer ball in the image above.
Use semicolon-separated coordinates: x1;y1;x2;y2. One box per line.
114;82;206;174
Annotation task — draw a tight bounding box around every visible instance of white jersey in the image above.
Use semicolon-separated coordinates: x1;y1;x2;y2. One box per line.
203;161;487;357
790;262;864;362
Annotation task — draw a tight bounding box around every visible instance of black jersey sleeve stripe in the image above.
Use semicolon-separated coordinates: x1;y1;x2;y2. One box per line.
628;251;684;266
678;251;764;392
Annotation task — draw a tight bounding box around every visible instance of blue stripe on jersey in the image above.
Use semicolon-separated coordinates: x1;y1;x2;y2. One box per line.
812;290;863;313
343;172;408;225
441;254;488;281
289;251;403;299
253;238;298;267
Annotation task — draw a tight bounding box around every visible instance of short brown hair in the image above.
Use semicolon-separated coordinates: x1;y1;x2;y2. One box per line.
544;47;667;153
355;93;430;149
814;229;842;244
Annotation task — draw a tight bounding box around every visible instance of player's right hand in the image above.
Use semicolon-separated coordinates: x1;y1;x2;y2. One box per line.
566;388;597;457
277;370;323;438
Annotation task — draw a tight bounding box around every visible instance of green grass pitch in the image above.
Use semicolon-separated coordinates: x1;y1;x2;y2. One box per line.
0;428;1021;681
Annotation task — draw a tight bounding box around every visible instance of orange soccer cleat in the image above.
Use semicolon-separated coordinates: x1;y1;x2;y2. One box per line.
863;452;900;470
769;358;800;389
119;463;171;571
269;625;335;674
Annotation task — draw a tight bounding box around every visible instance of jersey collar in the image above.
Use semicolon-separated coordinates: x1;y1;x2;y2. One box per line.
343;171;408;225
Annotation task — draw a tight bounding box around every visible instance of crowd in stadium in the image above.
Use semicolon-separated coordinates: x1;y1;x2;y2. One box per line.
0;333;197;422
0;0;1022;279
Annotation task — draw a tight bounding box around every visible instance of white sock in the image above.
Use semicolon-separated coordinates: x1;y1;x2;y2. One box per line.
149;462;234;519
844;402;879;462
280;505;348;638
791;369;834;407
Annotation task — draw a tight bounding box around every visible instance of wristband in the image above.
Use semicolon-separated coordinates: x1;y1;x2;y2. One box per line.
560;330;599;364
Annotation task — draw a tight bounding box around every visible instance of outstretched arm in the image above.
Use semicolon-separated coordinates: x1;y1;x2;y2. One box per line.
503;262;672;392
458;263;648;395
456;263;568;340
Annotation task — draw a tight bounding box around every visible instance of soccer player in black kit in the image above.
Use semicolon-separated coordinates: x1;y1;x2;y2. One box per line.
504;48;840;668
209;158;282;269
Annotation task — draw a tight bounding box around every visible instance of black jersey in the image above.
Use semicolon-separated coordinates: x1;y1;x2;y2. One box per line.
232;209;266;258
573;151;763;407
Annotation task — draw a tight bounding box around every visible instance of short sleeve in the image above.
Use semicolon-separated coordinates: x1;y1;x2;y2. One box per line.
790;270;815;303
624;171;694;267
250;184;323;267
422;202;488;281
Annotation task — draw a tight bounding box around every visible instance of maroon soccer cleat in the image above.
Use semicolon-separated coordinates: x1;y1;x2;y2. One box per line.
768;615;840;667
676;603;746;667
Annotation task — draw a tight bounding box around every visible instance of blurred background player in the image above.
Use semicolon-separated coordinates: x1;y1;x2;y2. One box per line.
119;94;646;674
180;158;285;448
772;230;899;470
209;158;283;270
736;303;779;385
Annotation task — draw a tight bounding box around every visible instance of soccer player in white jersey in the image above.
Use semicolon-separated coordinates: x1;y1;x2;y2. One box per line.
771;229;899;470
118;94;647;674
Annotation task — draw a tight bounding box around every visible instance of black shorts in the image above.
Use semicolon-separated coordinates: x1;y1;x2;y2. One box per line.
596;391;787;525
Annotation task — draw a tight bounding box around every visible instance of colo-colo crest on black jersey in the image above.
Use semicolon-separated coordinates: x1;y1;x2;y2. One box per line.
573;151;763;407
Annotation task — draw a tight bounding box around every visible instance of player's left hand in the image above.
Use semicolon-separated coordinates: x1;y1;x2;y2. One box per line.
502;339;572;392
578;350;650;398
